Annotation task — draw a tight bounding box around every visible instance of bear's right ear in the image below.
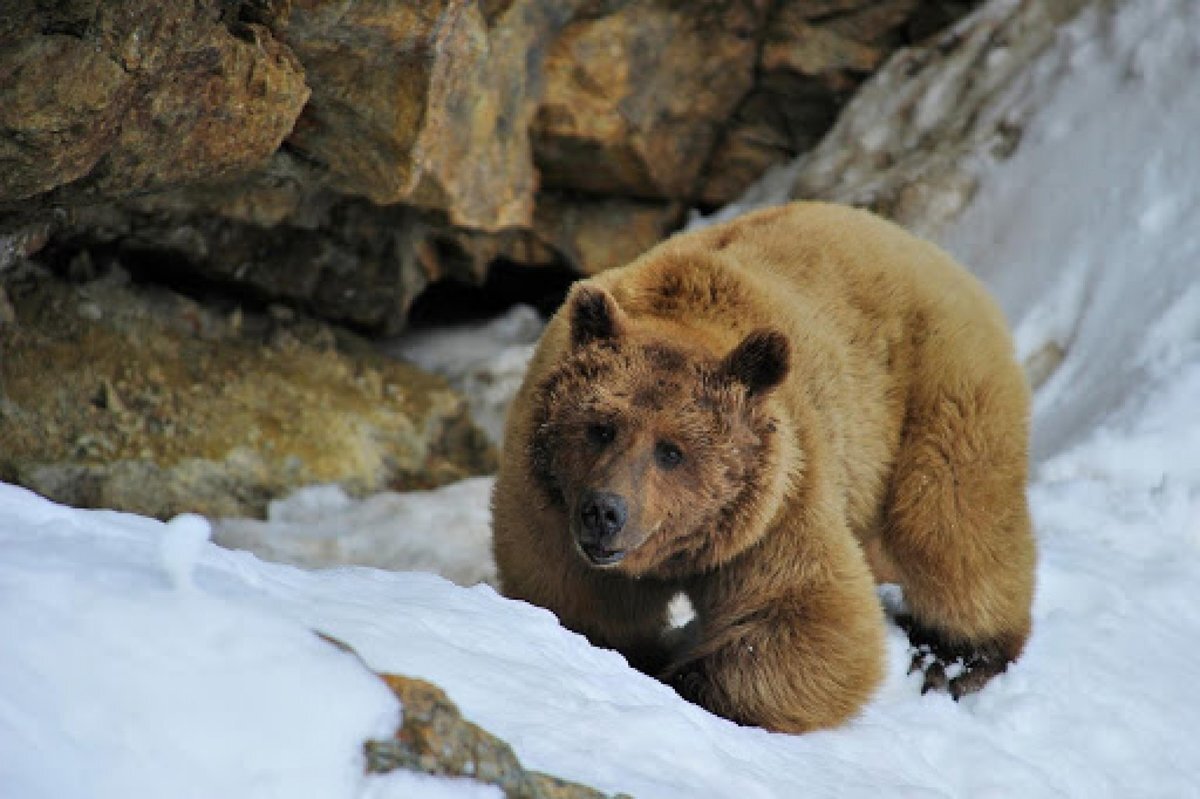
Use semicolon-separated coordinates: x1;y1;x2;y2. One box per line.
567;284;626;349
722;328;790;398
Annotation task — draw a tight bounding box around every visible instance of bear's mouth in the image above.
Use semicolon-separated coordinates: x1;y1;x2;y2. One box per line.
578;541;627;567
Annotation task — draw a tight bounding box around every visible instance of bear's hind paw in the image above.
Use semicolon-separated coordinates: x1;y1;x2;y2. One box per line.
908;646;1009;699
897;615;1013;700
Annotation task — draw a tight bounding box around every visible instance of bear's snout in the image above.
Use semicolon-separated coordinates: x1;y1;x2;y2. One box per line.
577;490;629;566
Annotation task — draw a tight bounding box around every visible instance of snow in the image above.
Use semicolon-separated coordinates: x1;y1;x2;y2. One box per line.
941;0;1200;462
213;478;497;587
0;492;404;798
3;1;1200;797
385;305;543;448
159;513;212;592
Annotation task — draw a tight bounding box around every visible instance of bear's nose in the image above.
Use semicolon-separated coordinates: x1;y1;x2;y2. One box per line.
578;490;628;543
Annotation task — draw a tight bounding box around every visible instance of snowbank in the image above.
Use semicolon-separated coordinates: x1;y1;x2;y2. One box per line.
941;0;1200;461
213;478;497;587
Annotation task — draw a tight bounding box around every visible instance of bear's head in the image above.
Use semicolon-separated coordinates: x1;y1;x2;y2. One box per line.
530;283;796;578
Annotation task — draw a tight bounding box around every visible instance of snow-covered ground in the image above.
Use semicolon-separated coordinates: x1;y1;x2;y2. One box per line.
3;1;1200;797
213;478;499;587
385;306;544;448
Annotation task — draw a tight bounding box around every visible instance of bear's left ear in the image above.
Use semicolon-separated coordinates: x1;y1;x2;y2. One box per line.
567;283;626;349
722;328;790;398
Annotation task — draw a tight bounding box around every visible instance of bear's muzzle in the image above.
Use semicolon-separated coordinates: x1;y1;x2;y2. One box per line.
576;490;629;566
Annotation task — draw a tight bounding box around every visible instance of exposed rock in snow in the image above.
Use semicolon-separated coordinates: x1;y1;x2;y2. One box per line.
702;0;1097;238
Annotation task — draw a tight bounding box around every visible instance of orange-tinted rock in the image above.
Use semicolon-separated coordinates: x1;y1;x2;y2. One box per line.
0;1;308;207
280;0;583;231
698;0;979;207
533;0;769;200
531;193;683;275
369;673;626;798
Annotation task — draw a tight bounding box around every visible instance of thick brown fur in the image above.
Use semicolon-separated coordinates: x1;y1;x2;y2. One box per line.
491;202;1036;733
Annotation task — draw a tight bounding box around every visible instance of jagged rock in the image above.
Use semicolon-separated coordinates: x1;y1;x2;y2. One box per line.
0;263;494;519
0;0;308;213
533;0;770;200
0;0;585;233
54;192;440;335
0;0;982;339
530;193;684;275
366;673;629;799
275;0;584;231
1;0;606;335
698;0;982;207
783;0;1095;238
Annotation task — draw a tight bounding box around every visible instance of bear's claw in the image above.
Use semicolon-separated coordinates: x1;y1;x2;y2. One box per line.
897;615;1012;700
665;661;709;705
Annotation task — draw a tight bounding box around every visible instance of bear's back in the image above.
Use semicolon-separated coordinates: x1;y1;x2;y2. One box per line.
609;202;1008;353
572;202;1021;540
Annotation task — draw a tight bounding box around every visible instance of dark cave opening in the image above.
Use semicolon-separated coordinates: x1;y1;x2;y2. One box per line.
406;259;581;329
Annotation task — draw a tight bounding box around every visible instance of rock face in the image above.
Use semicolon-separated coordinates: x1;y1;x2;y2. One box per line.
781;0;1096;238
533;0;769;200
0;0;308;213
0;0;992;517
0;0;979;336
0;263;494;519
367;673;628;799
277;0;581;232
698;0;982;206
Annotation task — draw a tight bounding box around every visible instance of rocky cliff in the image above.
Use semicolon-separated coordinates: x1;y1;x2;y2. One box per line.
2;0;977;333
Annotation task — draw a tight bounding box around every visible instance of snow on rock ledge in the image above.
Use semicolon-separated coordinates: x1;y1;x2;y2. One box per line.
708;0;1096;239
213;478;498;586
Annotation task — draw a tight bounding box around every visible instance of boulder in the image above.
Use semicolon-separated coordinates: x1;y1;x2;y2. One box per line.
0;262;494;519
698;0;983;207
1;0;986;341
0;0;308;212
530;193;684;275
532;0;769;200
277;0;585;231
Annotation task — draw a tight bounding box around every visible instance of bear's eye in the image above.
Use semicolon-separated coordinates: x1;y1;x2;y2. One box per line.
587;422;616;447
655;441;684;470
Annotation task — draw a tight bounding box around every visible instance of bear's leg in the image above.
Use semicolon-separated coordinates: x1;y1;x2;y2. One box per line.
882;374;1037;698
493;484;680;674
498;545;678;674
575;578;680;675
669;530;886;732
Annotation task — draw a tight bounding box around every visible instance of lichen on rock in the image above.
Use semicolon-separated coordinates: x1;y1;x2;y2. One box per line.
0;0;309;211
0;262;494;519
367;673;630;799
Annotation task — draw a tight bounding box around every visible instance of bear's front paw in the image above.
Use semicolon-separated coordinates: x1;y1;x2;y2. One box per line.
664;660;710;706
896;615;1013;700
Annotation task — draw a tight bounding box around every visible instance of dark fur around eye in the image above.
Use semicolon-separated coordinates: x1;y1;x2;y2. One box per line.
655;441;684;469
587;422;616;447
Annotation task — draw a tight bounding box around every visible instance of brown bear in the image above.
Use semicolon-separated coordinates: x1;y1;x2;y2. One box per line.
491;201;1036;733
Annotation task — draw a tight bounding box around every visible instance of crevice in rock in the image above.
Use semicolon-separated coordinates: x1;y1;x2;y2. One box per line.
407;259;580;329
34;238;276;319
